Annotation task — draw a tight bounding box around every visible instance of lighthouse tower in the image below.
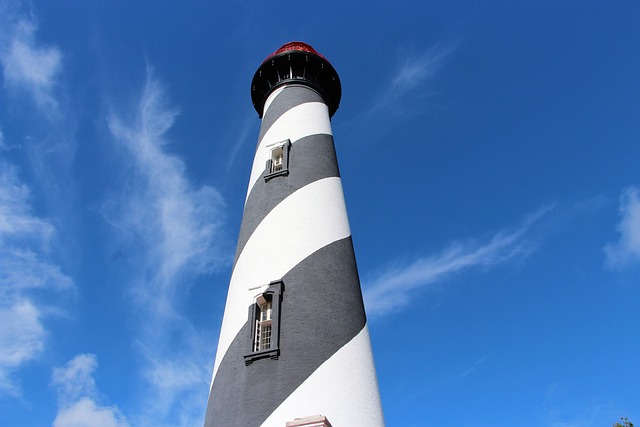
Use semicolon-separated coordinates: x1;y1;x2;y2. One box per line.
203;42;385;427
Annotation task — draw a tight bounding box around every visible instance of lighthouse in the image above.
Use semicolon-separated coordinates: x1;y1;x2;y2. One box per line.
203;42;385;427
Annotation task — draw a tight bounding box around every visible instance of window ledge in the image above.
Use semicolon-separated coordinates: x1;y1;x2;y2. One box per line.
244;348;279;366
264;169;289;182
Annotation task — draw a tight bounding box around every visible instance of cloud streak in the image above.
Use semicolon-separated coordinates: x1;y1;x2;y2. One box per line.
363;206;552;317
135;332;212;427
0;6;62;113
0;1;76;225
344;40;458;144
104;68;227;426
106;68;227;318
364;41;457;121
0;160;72;396
378;41;457;113
604;186;640;269
0;5;76;398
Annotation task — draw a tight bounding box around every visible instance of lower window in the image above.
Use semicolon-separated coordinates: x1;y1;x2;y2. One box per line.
244;280;283;365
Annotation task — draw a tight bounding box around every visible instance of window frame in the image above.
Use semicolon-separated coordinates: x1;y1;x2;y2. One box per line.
264;140;291;181
253;297;272;352
244;280;283;365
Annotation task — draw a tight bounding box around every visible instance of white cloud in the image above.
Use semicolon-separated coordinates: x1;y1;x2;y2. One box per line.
0;10;62;112
0;168;53;240
51;354;97;403
457;354;489;380
52;354;130;427
0;160;72;395
53;398;130;427
0;300;45;394
0;127;17;151
371;41;457;116
137;344;210;427
0;3;76;225
363;206;552;317
604;186;640;269
106;69;227;318
390;42;456;96
344;40;458;143
103;69;226;425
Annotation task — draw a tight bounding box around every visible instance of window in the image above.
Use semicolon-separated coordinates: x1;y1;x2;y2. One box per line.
253;297;272;352
264;140;291;181
244;280;283;365
270;146;284;173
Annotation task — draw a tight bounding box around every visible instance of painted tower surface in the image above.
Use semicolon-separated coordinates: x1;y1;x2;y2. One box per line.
203;42;385;427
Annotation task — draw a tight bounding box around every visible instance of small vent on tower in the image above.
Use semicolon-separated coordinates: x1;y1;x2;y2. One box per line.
264;140;291;181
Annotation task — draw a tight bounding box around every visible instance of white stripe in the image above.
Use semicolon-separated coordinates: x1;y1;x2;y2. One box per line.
212;177;351;379
260;325;385;427
246;102;332;202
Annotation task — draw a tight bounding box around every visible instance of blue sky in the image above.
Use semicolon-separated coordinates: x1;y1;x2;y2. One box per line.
1;1;639;426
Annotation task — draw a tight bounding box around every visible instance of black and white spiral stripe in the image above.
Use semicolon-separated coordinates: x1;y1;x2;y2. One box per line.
204;84;384;427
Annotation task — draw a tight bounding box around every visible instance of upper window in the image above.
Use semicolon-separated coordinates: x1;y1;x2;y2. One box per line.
270;146;285;174
264;140;291;181
244;280;283;365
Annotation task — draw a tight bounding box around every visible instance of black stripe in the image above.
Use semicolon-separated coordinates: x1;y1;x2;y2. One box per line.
234;133;340;265
204;237;367;427
256;85;325;149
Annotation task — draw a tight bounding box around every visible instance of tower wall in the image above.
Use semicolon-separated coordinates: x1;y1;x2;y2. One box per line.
204;46;384;427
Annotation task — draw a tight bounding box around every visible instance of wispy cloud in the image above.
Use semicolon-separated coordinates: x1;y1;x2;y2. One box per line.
224;113;254;178
106;68;227;317
0;4;74;398
51;354;130;427
135;332;212;427
344;40;458;143
0;160;72;396
104;68;227;425
604;186;640;269
458;354;489;380
0;128;6;151
0;301;44;395
0;127;18;152
0;5;62;113
363;206;552;317
0;1;77;253
375;41;457;114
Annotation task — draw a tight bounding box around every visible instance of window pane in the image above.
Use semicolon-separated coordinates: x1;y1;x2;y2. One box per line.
261;325;272;350
271;147;284;173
